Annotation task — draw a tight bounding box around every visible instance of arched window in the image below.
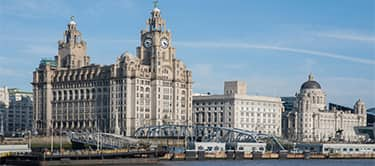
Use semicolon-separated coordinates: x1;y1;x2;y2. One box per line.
305;101;309;110
313;96;316;104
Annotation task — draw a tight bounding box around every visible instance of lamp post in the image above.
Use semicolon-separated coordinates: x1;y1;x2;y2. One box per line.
28;130;31;150
50;125;54;153
59;121;62;152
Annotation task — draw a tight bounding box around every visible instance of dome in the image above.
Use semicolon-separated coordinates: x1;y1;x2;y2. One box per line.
69;20;76;25
153;7;160;13
355;99;365;105
300;74;321;90
69;16;76;25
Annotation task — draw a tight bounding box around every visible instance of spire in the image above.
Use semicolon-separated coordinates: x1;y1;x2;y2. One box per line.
152;0;160;13
308;73;314;81
69;16;76;25
64;16;81;45
147;0;166;32
57;16;90;68
153;0;159;8
356;98;364;105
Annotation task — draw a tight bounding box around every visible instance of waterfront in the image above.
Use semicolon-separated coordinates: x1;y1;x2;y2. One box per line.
157;159;375;166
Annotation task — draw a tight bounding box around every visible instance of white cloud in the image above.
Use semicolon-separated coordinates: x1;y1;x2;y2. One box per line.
175;41;375;65
317;32;375;43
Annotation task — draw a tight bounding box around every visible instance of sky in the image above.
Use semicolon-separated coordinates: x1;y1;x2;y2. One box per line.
0;0;374;108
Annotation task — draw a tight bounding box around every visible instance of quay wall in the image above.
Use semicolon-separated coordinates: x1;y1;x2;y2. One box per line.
161;151;375;160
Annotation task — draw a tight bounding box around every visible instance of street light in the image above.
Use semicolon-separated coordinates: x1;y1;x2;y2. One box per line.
50;125;54;153
28;130;31;151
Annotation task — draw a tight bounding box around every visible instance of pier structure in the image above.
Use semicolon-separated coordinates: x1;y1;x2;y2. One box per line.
68;132;140;149
66;125;285;151
134;125;285;151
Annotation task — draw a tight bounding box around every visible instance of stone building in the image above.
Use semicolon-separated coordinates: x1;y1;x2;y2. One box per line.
32;4;193;136
287;74;367;142
6;89;33;136
281;97;296;138
0;87;33;136
193;81;284;137
0;86;9;136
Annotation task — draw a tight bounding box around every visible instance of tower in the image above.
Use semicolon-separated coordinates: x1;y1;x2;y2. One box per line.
137;1;174;68
294;74;326;141
224;81;247;95
299;73;326;112
55;16;90;69
354;99;367;126
354;99;366;115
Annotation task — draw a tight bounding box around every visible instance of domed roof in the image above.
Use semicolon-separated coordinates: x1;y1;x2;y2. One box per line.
69;20;76;25
68;16;76;25
301;74;321;90
153;7;160;13
152;0;160;13
355;99;365;105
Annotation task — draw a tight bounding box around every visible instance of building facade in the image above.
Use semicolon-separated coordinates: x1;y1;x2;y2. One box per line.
287;74;367;142
193;81;284;137
281;97;296;138
5;89;33;136
0;86;9;136
0;87;33;136
33;5;193;136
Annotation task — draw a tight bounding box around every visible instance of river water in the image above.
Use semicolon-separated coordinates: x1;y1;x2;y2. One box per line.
157;159;374;166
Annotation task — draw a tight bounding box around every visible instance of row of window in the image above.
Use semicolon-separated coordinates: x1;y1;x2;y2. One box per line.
240;112;277;117
195;100;278;108
240;118;277;124
53;80;109;89
236;101;277;107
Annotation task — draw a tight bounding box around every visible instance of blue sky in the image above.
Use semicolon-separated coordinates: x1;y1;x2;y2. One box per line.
0;0;374;108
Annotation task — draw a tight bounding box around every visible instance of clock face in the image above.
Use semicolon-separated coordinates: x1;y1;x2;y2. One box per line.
160;38;169;49
143;38;152;48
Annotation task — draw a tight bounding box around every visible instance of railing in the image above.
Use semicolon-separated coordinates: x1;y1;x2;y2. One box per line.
68;132;140;149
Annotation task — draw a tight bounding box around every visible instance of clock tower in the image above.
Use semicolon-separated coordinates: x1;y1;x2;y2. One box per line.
137;1;175;69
